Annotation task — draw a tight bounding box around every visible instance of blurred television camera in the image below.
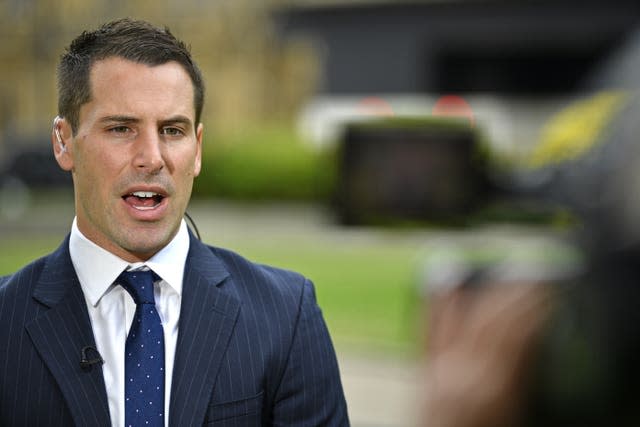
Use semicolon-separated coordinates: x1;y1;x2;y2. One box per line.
417;91;640;427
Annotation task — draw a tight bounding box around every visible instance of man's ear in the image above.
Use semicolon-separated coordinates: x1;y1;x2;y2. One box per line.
52;116;74;171
194;122;203;177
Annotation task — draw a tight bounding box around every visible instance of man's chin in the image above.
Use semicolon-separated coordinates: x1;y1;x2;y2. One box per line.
119;243;165;262
117;228;177;261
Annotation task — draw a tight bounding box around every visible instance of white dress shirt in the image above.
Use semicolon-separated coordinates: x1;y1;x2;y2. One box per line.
69;218;189;427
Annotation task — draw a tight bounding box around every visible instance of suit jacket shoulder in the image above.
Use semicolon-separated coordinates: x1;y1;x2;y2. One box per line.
174;238;349;426
0;238;111;427
208;244;309;301
0;254;48;304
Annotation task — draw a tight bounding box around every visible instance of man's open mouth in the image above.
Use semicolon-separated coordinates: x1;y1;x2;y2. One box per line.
123;191;165;210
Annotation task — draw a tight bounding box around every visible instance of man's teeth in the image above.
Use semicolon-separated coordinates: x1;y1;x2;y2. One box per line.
131;191;158;198
127;191;162;211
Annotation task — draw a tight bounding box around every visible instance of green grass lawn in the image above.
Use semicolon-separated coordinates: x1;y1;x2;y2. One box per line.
0;234;423;355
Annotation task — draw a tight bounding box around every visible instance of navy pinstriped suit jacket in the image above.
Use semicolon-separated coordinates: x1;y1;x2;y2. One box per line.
0;233;349;426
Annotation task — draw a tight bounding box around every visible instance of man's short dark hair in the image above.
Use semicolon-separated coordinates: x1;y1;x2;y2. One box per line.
57;18;205;133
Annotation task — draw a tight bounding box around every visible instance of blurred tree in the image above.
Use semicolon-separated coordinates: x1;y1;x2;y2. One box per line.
0;0;320;162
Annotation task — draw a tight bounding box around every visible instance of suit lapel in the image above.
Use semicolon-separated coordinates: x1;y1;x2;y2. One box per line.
25;237;111;426
169;234;240;427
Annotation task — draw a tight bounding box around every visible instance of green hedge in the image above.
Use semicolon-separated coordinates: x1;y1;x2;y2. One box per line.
193;125;336;201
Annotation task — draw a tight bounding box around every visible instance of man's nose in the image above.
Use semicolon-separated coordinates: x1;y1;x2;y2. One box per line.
133;131;165;173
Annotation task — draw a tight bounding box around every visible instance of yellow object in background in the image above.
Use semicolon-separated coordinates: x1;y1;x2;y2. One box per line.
529;92;628;168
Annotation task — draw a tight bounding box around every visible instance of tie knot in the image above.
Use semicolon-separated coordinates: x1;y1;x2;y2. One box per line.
118;269;158;305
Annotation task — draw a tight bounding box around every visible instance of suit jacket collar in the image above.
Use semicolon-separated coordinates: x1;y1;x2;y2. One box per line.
27;235;112;426
169;232;241;427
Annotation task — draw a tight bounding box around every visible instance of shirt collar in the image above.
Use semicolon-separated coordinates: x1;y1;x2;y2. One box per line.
69;218;190;306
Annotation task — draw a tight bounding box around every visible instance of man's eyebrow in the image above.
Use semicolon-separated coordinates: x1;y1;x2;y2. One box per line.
99;115;139;124
161;116;193;127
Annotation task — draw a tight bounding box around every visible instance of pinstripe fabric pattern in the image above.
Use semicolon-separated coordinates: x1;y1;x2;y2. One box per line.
0;233;349;426
170;235;349;426
0;237;111;426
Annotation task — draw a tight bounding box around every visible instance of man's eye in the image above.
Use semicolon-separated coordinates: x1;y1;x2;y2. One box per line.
161;127;184;136
109;126;131;133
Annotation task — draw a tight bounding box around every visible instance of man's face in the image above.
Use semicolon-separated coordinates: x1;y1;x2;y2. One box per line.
54;57;202;262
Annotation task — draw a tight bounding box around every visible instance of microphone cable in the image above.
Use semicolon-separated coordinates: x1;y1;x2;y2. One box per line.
184;211;201;241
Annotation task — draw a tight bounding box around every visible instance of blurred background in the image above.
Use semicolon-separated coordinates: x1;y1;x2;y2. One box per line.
2;0;640;425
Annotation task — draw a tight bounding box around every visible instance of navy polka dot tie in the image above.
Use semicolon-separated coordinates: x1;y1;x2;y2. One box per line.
118;270;165;427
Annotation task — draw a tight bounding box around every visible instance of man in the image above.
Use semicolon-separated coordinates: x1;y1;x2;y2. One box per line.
0;18;349;426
